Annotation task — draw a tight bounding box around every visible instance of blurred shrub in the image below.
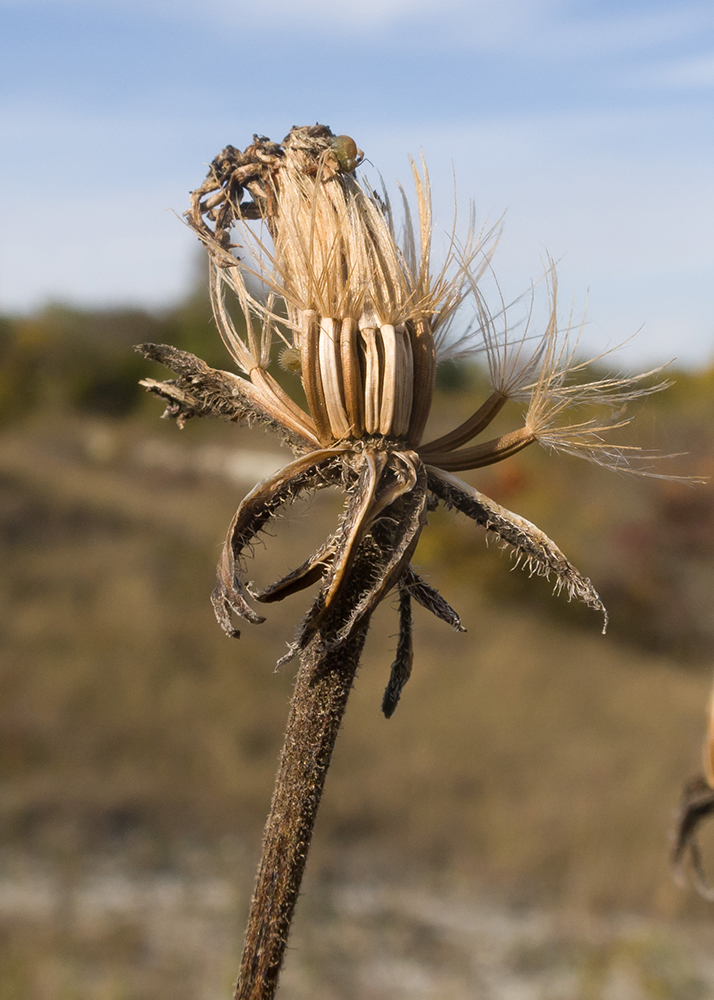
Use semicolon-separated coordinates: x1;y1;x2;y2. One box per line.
0;305;161;419
0;269;287;422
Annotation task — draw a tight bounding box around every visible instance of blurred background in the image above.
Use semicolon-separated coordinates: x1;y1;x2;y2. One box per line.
2;1;714;997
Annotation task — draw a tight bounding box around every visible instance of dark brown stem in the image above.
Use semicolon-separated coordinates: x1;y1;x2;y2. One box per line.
234;624;369;1000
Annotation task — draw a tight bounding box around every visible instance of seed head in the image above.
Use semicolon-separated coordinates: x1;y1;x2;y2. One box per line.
138;123;688;713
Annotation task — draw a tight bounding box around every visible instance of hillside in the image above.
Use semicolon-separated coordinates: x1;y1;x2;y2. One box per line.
2;302;714;998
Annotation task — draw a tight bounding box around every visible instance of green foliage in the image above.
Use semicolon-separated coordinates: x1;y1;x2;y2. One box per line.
0;274;226;421
435;357;476;392
0;276;311;422
0;305;157;419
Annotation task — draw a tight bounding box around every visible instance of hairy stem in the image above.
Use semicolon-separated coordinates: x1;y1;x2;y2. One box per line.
234;624;369;1000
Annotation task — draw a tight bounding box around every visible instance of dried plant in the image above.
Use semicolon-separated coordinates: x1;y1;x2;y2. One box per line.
138;124;674;999
672;680;714;899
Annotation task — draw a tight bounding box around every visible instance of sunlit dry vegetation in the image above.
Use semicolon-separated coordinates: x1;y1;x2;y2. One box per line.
1;290;714;998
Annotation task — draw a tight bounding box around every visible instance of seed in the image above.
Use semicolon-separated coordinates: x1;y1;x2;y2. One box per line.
279;346;302;372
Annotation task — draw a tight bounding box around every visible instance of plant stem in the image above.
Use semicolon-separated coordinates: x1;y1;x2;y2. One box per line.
234;624;369;1000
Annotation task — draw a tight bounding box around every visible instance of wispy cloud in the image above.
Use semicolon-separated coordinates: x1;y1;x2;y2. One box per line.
2;0;711;51
536;6;714;57
0;0;631;48
0;0;465;29
648;51;714;89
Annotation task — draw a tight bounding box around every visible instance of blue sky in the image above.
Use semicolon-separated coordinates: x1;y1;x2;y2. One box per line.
1;0;713;367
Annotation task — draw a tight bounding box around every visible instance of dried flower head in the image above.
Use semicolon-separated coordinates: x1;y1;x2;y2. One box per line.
140;124;674;713
138;123;685;999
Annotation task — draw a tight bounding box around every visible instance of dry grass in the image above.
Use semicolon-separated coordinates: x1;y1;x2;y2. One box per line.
2;404;714;997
